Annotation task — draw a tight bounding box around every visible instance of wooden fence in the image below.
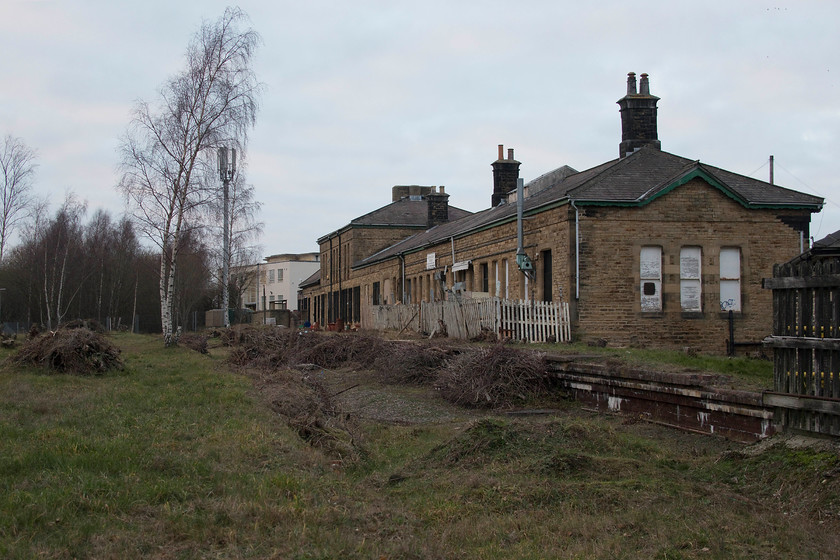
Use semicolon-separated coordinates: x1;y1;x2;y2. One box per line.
763;258;840;436
361;298;571;343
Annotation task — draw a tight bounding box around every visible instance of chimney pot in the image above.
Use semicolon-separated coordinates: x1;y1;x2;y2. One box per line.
639;73;650;95
439;185;445;194
626;72;637;95
507;148;514;160
498;144;504;160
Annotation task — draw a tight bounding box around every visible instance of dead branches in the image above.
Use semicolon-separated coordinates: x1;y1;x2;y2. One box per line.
12;327;123;374
435;344;548;408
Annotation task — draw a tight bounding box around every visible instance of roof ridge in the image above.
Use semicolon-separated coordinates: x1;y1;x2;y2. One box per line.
563;157;624;199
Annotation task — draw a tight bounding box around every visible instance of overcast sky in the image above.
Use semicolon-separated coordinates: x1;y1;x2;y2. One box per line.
2;1;838;257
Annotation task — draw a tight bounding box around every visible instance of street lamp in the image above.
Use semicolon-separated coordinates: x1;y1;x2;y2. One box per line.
218;147;236;328
0;287;5;331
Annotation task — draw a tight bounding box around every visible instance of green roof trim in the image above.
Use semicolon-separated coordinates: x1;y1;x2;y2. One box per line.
574;167;822;210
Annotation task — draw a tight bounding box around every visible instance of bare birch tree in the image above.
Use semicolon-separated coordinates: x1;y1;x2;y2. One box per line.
39;195;87;330
118;7;260;345
0;135;37;262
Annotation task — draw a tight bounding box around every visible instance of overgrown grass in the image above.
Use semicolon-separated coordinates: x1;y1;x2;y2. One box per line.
1;332;837;559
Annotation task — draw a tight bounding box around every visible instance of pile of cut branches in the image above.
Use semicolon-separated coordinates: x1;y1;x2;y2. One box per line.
435;344;548;408
373;340;458;385
248;365;365;461
226;326;384;370
178;333;208;354
12;327;123;374
226;325;307;369
294;332;384;369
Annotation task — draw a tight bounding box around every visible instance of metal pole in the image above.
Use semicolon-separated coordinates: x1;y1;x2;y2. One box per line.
218;148;236;328
223;175;230;327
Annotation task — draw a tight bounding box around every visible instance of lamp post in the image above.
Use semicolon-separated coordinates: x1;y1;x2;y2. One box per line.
218;147;236;328
0;287;5;331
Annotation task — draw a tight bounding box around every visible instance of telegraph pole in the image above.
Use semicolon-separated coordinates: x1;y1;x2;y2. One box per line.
218;147;236;328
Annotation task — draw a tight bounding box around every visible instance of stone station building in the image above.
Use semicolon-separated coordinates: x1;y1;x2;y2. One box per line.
300;73;824;352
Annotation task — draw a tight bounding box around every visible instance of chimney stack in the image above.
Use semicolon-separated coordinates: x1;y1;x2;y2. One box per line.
492;144;521;207
617;72;661;158
426;188;450;228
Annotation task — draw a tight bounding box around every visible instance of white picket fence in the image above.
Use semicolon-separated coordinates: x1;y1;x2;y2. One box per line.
361;298;571;343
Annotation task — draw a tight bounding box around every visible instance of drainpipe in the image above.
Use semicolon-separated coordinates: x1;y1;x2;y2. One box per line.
400;253;406;303
337;232;342;321
450;236;456;285
571;200;580;300
516;179;524;256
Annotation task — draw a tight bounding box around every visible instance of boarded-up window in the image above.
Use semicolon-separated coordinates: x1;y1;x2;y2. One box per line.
720;247;741;311
640;246;662;312
680;246;702;312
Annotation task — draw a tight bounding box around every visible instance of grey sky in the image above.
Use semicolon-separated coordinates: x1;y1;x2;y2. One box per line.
2;1;838;256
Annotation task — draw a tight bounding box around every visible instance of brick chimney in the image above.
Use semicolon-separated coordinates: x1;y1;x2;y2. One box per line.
492;145;520;206
426;186;449;228
617;72;661;158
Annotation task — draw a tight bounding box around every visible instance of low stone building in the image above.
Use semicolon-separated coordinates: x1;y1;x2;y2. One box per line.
301;73;824;352
300;186;472;326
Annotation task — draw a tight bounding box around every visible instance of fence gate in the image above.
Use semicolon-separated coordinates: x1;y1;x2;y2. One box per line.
763;258;840;436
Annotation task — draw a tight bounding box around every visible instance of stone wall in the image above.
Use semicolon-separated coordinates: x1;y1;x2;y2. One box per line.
576;178;808;352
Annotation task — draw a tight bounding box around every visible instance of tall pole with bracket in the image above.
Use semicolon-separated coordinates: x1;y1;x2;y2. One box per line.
218;147;236;328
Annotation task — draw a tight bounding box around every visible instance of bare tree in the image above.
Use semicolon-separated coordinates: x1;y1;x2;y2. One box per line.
0;135;37;262
39;195;87;330
118;7;261;345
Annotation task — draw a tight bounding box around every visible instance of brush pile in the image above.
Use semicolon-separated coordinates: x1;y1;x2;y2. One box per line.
227;325;384;370
177;333;208;354
226;325;369;460
373;340;458;385
251;366;364;461
435;344;549;408
227;326;554;413
12;327;123;374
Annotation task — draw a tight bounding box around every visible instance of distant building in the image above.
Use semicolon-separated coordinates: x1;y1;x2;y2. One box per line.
237;252;320;312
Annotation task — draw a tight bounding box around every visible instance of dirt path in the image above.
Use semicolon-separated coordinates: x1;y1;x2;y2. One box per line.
315;367;485;425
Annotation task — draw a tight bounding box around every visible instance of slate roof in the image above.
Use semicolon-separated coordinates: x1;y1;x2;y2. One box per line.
299;268;320;289
355;146;824;269
787;230;840;265
812;230;840;251
318;196;472;243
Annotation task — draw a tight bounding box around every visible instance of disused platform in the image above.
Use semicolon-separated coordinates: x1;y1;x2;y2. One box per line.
545;355;774;442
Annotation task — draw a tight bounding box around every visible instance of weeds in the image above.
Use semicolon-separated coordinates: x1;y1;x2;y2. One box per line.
1;332;829;558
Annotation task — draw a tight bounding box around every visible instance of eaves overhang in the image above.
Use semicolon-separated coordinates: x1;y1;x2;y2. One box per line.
351;198;572;270
571;167;824;211
317;222;428;245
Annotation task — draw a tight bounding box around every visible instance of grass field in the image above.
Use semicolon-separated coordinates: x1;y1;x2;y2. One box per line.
1;332;838;559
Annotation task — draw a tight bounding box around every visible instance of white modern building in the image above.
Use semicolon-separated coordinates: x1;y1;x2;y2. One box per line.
239;252;320;312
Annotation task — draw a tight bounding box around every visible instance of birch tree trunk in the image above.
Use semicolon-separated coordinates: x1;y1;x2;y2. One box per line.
118;7;260;346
